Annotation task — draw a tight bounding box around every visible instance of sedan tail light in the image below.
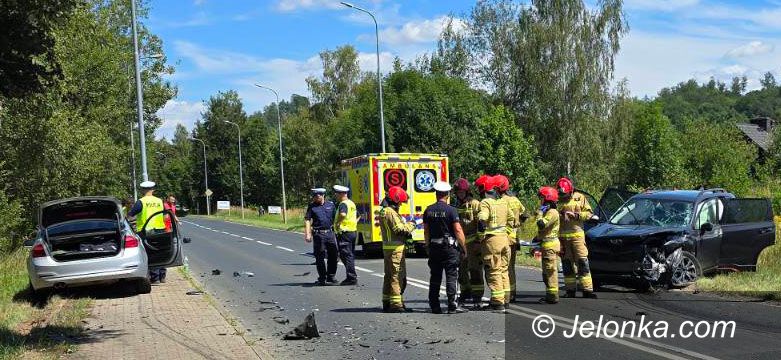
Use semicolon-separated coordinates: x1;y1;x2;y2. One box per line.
32;243;46;258
125;235;139;248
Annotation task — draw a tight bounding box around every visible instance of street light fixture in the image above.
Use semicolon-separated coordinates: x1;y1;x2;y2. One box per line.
224;120;245;219
190;137;210;216
340;1;386;153
254;84;288;224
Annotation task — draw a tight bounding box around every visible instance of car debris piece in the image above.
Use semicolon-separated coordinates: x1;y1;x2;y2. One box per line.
486;339;506;343
273;316;290;325
186;290;204;295
282;312;320;340
212;269;222;275
294;271;311;277
444;338;455;344
244;272;255;277
233;271;241;277
425;340;442;344
258;300;278;304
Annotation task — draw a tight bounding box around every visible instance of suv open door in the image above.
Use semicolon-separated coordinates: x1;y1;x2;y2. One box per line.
580;187;637;228
139;210;184;268
719;198;775;270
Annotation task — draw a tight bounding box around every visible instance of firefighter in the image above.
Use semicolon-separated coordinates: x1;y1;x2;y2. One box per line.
380;186;418;313
127;181;166;283
304;188;338;286
535;186;560;304
424;182;468;314
454;178;484;308
333;185;358;286
478;176;515;312
494;175;527;303
557;177;597;299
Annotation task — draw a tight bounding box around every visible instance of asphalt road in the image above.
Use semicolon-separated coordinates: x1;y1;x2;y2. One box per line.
179;216;781;360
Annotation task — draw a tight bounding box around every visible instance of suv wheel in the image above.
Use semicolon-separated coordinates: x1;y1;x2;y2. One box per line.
136;278;152;294
669;251;701;288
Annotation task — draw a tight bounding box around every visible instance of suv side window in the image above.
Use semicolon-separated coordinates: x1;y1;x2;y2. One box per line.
695;198;722;229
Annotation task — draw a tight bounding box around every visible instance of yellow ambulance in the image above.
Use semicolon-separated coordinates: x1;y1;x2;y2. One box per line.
337;153;450;256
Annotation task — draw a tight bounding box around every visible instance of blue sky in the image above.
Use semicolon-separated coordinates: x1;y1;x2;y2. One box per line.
150;0;781;139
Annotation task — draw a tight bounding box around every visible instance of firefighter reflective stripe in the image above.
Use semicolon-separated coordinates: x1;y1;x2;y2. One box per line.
559;231;585;238
485;226;506;233
389;295;402;303
137;195;165;232
334;199;358;233
383;244;405;251
541;239;560;249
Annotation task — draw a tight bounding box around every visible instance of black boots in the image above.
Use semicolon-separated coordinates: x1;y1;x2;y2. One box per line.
447;296;468;314
538;293;559;304
582;290;598;299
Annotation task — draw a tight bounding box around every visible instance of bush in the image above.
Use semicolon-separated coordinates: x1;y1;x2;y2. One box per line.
0;191;25;254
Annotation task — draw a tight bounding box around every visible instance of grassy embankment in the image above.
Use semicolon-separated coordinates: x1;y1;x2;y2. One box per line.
207;206;305;232
0;248;91;359
697;217;781;301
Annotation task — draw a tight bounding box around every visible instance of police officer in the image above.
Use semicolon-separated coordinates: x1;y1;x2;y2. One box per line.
304;188;338;286
127;181;167;283
380;186;417;313
333;185;358;286
424;182;468;314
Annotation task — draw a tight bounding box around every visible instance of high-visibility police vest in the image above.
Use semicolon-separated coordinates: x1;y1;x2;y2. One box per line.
137;195;166;232
334;199;358;233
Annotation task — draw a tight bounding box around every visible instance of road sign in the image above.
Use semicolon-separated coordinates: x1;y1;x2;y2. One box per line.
205;189;213;197
217;201;230;210
268;206;282;214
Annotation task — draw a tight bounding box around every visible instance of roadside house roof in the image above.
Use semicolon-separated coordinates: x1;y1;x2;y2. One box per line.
737;122;772;151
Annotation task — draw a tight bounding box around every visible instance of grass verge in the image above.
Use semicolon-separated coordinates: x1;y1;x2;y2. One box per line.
206;207;305;232
0;248;91;359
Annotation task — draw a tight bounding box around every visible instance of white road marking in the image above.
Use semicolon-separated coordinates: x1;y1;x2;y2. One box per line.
371;273;384;278
354;266;374;273
256;241;272;246
276;246;295;252
221;231;230;235
230;234;241;238
241;236;254;240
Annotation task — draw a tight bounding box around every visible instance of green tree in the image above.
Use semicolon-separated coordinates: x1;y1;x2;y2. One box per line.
655;78;746;128
305;45;361;119
619;103;685;189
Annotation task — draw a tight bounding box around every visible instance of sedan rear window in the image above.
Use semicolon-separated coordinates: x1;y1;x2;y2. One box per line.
609;199;694;227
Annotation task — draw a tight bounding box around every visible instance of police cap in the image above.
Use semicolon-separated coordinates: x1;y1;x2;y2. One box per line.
140;181;156;189
332;185;349;193
433;181;452;193
310;188;326;195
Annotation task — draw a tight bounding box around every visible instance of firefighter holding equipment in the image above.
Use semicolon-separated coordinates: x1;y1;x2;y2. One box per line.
535;186;561;304
557;177;597;299
478;176;515;312
494;175;527;302
423;182;468;314
380;186;418;313
454;178;484;308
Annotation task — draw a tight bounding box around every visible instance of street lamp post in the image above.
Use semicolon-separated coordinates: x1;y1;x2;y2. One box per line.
224;121;245;219
340;1;386;153
254;84;288;224
129;121;138;200
190;137;210;216
130;0;149;182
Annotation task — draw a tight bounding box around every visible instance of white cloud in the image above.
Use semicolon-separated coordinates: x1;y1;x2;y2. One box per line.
166;11;210;28
726;41;774;58
275;0;383;12
625;0;699;11
155;100;206;140
371;16;465;45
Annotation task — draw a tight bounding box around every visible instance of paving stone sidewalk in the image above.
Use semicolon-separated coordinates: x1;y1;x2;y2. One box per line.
69;269;264;360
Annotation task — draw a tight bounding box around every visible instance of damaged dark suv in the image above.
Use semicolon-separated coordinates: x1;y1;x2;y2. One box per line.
585;189;775;289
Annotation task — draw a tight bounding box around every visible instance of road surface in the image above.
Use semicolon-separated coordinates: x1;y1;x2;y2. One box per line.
179;217;781;360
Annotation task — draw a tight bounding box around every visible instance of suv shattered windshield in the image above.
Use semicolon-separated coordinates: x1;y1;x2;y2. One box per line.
609;198;694;227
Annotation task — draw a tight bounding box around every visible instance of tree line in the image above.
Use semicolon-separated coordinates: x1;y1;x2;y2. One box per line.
2;0;781;254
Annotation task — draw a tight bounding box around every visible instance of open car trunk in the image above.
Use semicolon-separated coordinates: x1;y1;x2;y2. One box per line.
40;198;123;262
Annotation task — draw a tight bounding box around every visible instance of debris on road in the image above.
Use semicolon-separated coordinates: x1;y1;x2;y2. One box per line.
273;316;290;325
233;271;241;277
444;338;455;344
259;300;278;305
244;272;255;277
425;339;442;344
486;339;506;343
282;312;320;340
186;290;204;295
211;269;222;275
294;271;311;277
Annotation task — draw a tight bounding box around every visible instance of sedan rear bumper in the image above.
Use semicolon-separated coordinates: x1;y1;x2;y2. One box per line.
28;248;148;291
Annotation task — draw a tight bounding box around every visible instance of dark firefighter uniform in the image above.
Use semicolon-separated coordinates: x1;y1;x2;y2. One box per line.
305;188;338;285
380;186;416;313
557;177;596;298
455;183;483;305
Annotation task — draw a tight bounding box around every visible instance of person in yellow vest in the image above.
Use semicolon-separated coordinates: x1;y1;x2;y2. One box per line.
478;176;515;312
127;181;167;283
556;177;597;299
454;178;484;308
333;185;358;286
535;186;561;304
494;175;528;303
380;186;418;313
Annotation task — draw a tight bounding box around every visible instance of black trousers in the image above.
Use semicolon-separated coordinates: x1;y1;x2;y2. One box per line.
336;231;357;281
428;244;460;309
313;231;338;281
